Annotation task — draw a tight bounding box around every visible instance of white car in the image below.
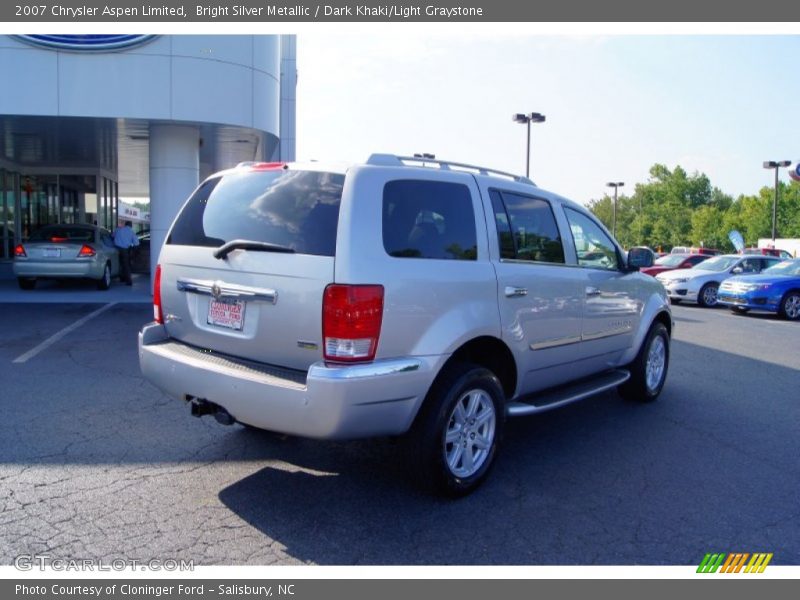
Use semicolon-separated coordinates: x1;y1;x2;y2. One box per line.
656;254;782;307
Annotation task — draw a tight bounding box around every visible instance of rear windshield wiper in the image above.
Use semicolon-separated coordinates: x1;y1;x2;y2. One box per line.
213;239;296;260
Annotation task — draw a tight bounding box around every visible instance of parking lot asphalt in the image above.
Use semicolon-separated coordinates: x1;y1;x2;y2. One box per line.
0;301;798;566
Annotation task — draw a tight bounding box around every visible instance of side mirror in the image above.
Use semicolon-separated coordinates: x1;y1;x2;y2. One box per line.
731;266;743;274
627;247;654;271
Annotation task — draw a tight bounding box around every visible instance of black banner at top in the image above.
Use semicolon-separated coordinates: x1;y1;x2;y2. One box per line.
3;0;800;22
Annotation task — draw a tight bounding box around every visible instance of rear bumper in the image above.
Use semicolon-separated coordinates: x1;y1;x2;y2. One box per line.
13;259;103;279
138;322;438;439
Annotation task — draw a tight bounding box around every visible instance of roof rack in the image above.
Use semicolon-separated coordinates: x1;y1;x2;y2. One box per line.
366;154;535;186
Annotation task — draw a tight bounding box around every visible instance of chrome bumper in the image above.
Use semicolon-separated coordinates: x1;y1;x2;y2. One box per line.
138;322;437;439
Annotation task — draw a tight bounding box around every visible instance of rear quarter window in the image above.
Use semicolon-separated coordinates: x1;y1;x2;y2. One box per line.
167;169;345;257
382;179;477;261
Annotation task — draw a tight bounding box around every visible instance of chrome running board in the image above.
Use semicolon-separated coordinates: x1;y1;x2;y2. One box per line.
506;369;630;417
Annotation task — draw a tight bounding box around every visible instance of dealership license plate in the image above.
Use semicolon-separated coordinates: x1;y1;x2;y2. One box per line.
207;298;246;331
43;247;61;258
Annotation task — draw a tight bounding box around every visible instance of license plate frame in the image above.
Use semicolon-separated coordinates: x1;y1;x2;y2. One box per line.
207;298;246;331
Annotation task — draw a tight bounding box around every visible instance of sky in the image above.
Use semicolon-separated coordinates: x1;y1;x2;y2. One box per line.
296;34;800;206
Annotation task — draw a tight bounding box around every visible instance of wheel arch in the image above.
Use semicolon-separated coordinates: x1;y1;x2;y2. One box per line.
414;336;518;427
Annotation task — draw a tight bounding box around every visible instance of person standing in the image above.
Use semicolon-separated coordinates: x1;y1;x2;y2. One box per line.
113;220;139;286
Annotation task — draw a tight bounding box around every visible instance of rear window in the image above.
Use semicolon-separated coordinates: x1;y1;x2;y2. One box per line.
30;226;94;242
167;169;345;257
382;180;477;260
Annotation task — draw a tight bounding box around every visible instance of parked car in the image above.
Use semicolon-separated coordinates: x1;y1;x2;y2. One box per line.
13;224;120;290
717;258;800;320
139;155;671;496
743;247;793;260
640;253;710;277
131;230;151;273
656;254;782;307
669;246;720;256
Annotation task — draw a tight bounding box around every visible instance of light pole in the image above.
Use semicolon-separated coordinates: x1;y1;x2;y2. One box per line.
513;112;545;178
763;160;791;241
606;181;624;238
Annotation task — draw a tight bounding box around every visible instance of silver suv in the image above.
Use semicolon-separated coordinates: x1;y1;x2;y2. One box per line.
139;155;671;495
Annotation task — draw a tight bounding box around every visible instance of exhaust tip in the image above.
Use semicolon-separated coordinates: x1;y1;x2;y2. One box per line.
190;399;235;426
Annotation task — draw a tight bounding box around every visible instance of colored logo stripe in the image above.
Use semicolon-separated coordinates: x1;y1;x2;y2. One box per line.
697;553;725;573
697;552;772;573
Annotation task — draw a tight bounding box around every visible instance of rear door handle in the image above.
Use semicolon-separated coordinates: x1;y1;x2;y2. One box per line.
504;286;528;298
586;286;602;297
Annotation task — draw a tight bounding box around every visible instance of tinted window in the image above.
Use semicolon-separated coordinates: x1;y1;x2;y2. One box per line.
490;190;515;259
687;255;708;266
30;226;94;242
565;208;620;270
167;169;344;257
491;190;564;264
383;180;477;260
739;258;762;273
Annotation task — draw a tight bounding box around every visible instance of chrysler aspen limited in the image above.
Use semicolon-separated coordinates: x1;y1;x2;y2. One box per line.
139;155;671;495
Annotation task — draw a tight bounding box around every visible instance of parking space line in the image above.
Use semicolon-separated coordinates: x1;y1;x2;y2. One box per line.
12;303;118;364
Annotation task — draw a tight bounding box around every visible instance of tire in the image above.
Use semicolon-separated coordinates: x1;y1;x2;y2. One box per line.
97;263;112;290
17;277;36;290
731;306;750;315
619;321;670;403
779;291;800;321
698;282;719;307
406;363;505;497
669;298;681;305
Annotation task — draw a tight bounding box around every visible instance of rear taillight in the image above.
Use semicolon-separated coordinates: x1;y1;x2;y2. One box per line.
153;264;164;324
322;284;384;363
14;244;26;258
78;244;96;257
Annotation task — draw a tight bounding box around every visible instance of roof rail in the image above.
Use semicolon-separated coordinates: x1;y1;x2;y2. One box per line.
366;154;535;186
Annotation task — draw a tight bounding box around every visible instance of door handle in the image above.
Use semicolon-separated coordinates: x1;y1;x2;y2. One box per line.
585;286;602;297
504;286;528;298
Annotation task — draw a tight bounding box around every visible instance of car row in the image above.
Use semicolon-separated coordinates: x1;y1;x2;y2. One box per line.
650;253;800;320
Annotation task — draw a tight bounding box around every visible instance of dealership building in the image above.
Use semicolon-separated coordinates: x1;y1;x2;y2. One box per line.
0;34;297;282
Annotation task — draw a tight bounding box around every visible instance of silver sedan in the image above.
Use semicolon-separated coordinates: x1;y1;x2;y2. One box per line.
13;224;120;290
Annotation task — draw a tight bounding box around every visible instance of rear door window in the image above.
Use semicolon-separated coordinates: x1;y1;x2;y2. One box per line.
167;169;345;257
490;190;565;264
382;180;477;260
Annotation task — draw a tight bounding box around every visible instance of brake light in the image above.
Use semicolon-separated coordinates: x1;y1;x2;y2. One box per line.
51;236;67;242
78;244;96;257
322;284;384;363
153;264;164;324
249;162;286;170
14;244;26;258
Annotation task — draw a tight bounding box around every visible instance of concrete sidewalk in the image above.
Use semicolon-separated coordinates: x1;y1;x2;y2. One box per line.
0;273;152;303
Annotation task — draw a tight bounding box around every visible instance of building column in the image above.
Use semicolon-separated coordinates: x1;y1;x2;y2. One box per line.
148;124;199;289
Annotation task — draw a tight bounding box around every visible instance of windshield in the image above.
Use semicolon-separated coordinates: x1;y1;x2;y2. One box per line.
763;260;800;276
655;254;687;267
691;256;739;272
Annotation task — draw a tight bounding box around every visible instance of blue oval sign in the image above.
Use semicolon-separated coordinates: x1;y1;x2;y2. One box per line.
14;35;156;52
